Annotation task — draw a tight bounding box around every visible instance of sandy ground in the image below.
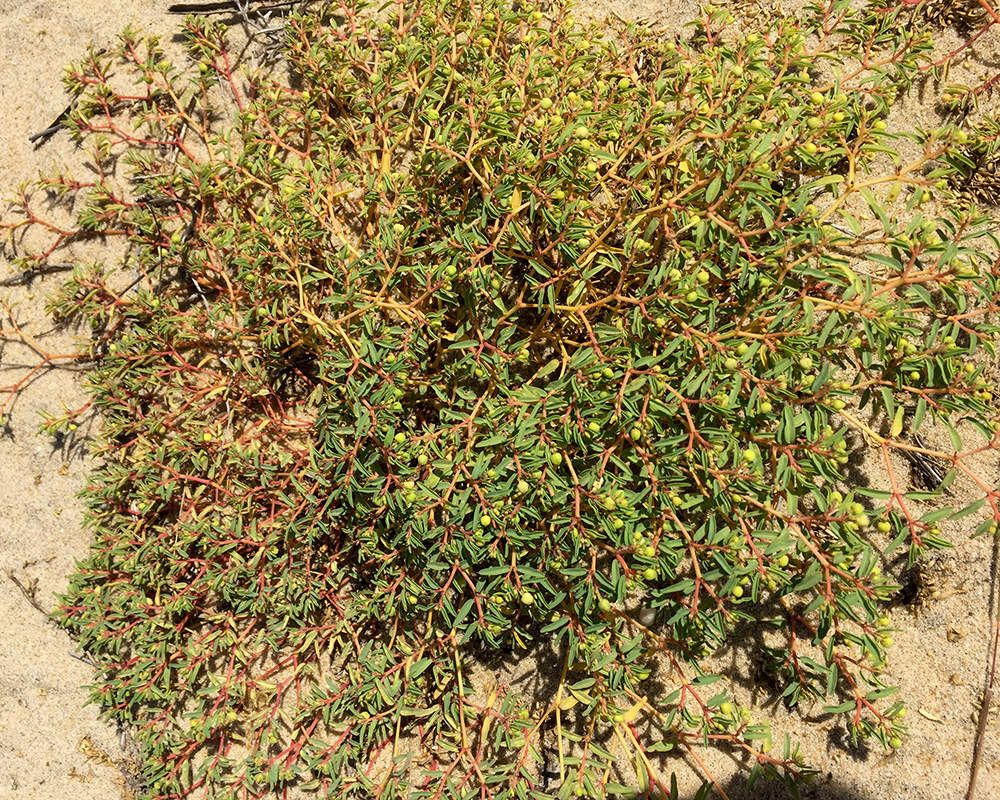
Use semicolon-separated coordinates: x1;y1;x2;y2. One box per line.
0;1;998;799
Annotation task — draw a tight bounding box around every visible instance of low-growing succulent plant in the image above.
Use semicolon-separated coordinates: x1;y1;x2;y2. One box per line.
2;0;1000;798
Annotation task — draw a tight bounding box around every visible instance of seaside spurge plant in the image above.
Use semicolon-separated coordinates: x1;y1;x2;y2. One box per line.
4;0;1000;797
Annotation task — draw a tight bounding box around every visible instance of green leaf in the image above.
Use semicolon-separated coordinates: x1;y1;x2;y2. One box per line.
939;469;957;493
913;397;927;432
533;358;562;383
841;211;861;236
453;598;475;628
795;565;824;593
605;783;640;797
950;498;985;521
408;658;433;679
885;527;910;556
859;186;889;231
867;252;903;272
945;422;963;452
705;175;723;203
635;753;650;793
919;507;954;524
865;686;899;701
399;705;436;717
803;175;845;191
777;404;796;445
879;386;895;420
855;488;892;499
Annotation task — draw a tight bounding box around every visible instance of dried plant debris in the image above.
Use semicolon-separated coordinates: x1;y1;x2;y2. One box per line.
901;434;953;493
940;117;1000;205
956;156;1000;206
899;559;966;617
727;0;789;33
917;0;989;30
870;0;990;31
